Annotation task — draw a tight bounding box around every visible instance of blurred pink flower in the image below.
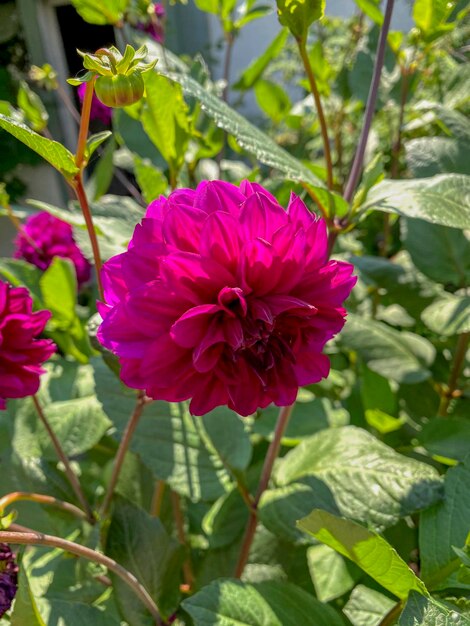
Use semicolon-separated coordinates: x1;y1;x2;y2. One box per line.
98;181;356;416
14;211;92;288
138;2;166;43
0;543;18;618
77;82;112;125
0;281;55;410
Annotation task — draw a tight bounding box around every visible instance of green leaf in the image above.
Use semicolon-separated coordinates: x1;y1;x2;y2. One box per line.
419;419;470;463
70;0;129;25
421;294;470;336
85;130;112;161
420;457;470;589
297;510;429;600
413;0;456;38
162;70;324;188
182;579;344;626
307;544;360;602
17;81;49;132
276;0;325;41
403;220;470;288
354;0;383;25
361;174;470;230
405;137;470;177
399;591;470;626
0;114;78;179
254;79;291;123
133;155;168;204
273;425;442;531
106;497;183;622
0;258;43;306
85;136;116;201
343;585;396;626
199;408;252;472
11;568;47;626
340;315;436;384
233;29;289;90
202;486;250;548
141;73;191;178
93;359;231;501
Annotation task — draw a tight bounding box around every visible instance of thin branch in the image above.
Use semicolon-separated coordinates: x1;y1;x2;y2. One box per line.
3;525;163;626
75;79;95;169
222;31;235;103
234;403;295;578
150;480;166;518
100;390;146;518
0;492;87;521
438;332;469;417
32;395;95;524
343;0;396;202
297;39;334;190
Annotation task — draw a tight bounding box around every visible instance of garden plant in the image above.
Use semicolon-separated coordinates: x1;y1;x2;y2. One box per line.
0;0;469;624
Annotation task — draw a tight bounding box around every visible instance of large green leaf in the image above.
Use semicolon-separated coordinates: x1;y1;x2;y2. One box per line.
340;315;436;384
141;73;191;177
399;591;470;626
361;174;470;230
271;426;442;531
106;497;183;623
161;70;324;188
307;544;360;603
182;579;344;626
70;0;129;24
421;294;470;336
420;457;470;589
0;114;78;179
343;585;396;626
413;0;456;38
200;408;252;472
405;137;470;177
298;510;428;600
0;258;43;305
93;359;231;501
403;220;470;288
419;419;470;462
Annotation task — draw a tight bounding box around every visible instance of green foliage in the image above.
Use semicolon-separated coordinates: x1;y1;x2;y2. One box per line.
276;0;325;42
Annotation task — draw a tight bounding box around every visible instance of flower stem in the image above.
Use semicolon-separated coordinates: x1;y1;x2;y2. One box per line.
297;39;334;190
71;173;104;300
75;79;95;169
3;524;164;626
234;403;295;578
438;332;469;417
150;480;166;517
343;0;395;202
170;491;194;590
100;391;146;518
0;492;87;521
32;395;95;524
222;31;235;103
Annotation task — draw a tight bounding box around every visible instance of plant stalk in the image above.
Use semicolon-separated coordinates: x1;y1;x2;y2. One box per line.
100;391;146;518
32;395;95;524
3;525;164;626
297;39;334;190
171;491;194;590
344;0;396;202
234;403;295;578
438;332;469;417
0;492;87;521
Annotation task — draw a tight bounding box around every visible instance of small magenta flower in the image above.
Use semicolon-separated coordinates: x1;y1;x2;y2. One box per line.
77;81;112;124
14;212;92;288
98;181;356;416
0;280;56;409
0;544;18;618
138;3;166;44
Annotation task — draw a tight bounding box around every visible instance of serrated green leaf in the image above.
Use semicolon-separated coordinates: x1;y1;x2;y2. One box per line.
399;591;470;625
421;294;470;336
361;174;470;230
340;315;436;384
298;510;429;600
420;457;470;589
0;114;78;179
182;579;344;626
106;497;183;622
343;585;396;626
273;426;442;531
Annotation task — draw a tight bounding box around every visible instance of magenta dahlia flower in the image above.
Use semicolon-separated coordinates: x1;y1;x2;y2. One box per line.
14;211;92;287
0;544;18;618
0;280;55;410
137;2;166;43
77;82;112;125
97;181;356;416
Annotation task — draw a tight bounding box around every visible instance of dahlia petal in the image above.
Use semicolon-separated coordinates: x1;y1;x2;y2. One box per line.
239;193;287;242
240;180;279;204
162;205;207;252
97;303;150;356
262;294;317;317
287;193;315;230
161;252;235;300
189;375;230;416
102;254;128;306
171;304;221;348
304;218;329;268
200;211;241;271
194;180;245;215
294;351;330;385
